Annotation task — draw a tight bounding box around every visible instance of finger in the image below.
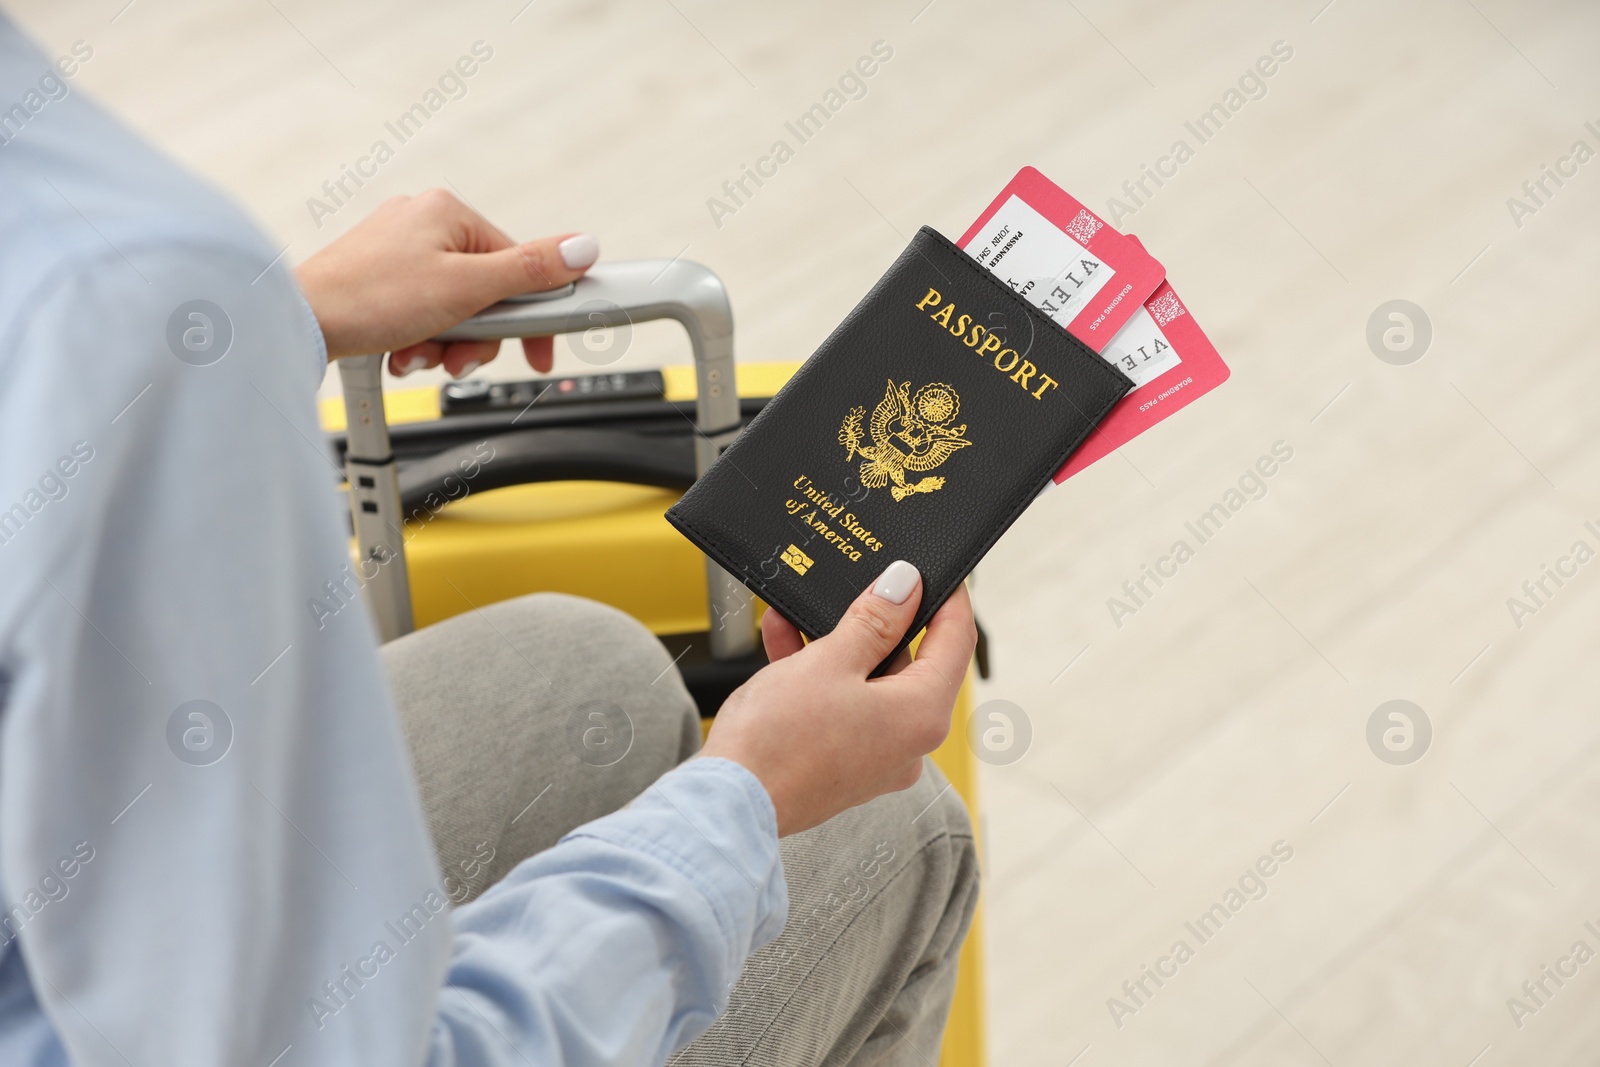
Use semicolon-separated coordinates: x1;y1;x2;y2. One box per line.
415;188;514;254
439;339;501;379
444;232;600;313
761;608;805;662
523;335;553;374
898;582;976;693
808;560;922;677
880;647;915;676
389;341;444;377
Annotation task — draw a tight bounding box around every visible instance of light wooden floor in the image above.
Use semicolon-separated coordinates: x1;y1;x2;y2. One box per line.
14;0;1600;1062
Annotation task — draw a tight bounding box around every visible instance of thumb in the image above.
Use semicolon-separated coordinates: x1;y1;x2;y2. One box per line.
809;560;923;677
447;232;600;310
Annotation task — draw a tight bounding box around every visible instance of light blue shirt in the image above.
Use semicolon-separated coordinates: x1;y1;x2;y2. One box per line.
0;16;785;1066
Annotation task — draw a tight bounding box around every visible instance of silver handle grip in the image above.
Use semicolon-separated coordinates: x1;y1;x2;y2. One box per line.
348;259;758;659
436;259;741;464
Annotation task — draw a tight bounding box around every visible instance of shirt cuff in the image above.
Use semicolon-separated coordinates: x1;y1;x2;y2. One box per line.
565;757;789;970
297;290;329;374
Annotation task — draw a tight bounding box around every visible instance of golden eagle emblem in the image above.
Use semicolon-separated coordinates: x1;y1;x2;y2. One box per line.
838;380;973;501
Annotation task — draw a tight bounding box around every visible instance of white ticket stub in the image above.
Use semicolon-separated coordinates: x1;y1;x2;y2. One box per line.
964;195;1116;330
1100;304;1182;389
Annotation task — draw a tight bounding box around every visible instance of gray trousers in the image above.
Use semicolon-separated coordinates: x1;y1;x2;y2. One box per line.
382;592;980;1067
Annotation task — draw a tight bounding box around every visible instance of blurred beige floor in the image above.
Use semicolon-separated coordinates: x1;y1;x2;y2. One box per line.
12;0;1600;1063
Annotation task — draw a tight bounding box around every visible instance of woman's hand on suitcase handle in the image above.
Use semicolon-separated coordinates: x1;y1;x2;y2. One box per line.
699;562;977;837
295;188;599;376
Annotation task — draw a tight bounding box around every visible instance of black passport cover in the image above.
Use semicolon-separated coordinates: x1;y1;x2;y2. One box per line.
666;226;1133;664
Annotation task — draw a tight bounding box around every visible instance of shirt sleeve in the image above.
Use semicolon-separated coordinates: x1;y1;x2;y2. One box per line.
0;242;785;1067
298;290;330;373
430;757;787;1066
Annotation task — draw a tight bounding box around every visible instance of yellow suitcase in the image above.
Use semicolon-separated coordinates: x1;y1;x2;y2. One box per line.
322;259;985;1066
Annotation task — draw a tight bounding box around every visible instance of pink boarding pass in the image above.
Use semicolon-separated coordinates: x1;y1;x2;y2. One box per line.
958;166;1165;352
1052;240;1230;483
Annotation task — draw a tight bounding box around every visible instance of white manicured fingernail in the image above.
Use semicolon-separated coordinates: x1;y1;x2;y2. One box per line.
872;560;919;605
558;233;599;270
453;359;484;379
393;354;423;377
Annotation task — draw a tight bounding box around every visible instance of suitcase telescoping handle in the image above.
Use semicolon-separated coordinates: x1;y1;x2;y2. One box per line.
338;258;759;659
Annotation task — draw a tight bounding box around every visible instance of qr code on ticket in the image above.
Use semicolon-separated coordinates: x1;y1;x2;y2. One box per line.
1148;290;1186;327
1062;209;1102;246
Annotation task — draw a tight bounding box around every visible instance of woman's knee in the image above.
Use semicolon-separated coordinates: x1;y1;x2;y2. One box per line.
386;592;693;710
